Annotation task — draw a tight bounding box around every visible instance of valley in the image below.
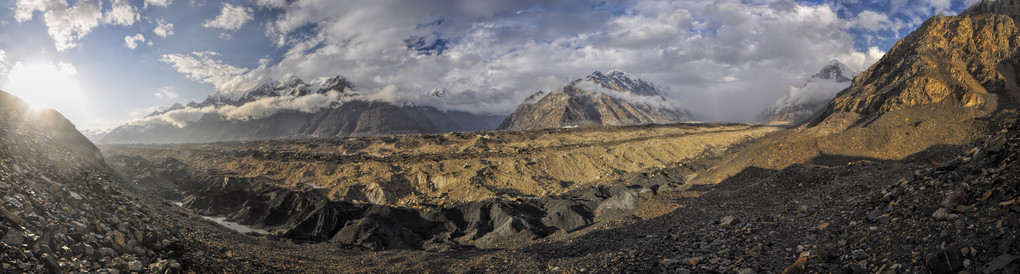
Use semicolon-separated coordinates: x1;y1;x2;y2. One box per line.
2;0;1020;273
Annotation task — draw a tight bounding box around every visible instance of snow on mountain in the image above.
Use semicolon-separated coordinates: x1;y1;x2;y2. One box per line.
426;87;447;98
585;70;662;97
759;60;859;124
499;70;688;130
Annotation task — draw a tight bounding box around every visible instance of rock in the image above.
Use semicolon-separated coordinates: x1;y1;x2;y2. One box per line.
149;259;182;274
926;247;964;274
837;263;867;274
852;249;869;260
738;268;756;274
932;208;950;220
782;254;808;274
40;253;61;273
112;230;127;249
3;230;25;246
720;216;739;227
981;254;1016;273
99;247;116;258
866;210;883;222
955;205;975;213
942;189;968;208
128;260;143;272
0;205;22;226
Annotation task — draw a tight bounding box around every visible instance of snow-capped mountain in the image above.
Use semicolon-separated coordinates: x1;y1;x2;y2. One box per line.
426;87;447;98
758;60;858;125
100;75;498;144
499;70;689;131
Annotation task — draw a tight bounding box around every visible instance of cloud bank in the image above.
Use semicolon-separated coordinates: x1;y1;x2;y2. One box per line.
156;0;904;121
128;90;350;128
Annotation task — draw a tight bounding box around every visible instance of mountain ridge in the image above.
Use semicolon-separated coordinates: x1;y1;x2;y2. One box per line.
498;70;689;131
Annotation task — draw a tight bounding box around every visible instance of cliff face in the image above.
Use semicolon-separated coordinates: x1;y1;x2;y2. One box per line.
812;7;1020;125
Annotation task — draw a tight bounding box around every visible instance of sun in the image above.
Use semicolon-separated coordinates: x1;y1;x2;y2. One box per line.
2;61;88;115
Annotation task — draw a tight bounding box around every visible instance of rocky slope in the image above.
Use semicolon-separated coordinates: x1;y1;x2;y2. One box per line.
100;75;501;144
691;1;1020;186
0;90;197;272
759;60;858;125
498;70;689;131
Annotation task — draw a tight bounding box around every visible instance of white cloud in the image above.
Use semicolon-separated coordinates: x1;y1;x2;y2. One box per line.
15;0;103;51
836;46;886;72
15;0;144;51
160;51;264;97
153;18;174;37
850;10;899;32
155;1;900;122
255;0;287;9
155;86;179;99
123;33;145;49
128;90;349;127
0;50;8;81
203;3;253;31
144;0;172;9
103;0;139;26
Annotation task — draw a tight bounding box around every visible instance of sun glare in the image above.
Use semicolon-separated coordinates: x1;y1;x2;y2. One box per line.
2;61;89;120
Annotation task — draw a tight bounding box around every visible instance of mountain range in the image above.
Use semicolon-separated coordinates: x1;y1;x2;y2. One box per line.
98;75;502;144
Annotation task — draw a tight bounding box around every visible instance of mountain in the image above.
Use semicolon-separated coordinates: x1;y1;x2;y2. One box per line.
498;70;689;131
809;1;1020;128
100;75;498;144
0;90;196;272
758;60;858;125
694;0;1020;186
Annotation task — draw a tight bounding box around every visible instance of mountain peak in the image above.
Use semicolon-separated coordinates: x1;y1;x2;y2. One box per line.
584;69;661;97
320;75;357;94
812;59;857;83
963;0;1020;17
426;87;447;98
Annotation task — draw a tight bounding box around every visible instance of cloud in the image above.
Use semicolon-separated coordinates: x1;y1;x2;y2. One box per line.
128;90;348;127
154;1;910;122
15;0;103;51
123;33;145;49
14;0;143;51
153;18;174;37
103;0;139;26
850;10;900;32
155;86;178;99
160;51;264;98
144;0;172;9
202;3;253;31
835;46;886;72
0;50;8;81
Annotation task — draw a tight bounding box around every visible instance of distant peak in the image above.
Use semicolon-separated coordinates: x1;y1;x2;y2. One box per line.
583;69;661;97
812;59;858;83
321;75;356;92
426;87;447;98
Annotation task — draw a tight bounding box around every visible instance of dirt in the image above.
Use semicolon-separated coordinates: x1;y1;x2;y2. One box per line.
103;123;778;207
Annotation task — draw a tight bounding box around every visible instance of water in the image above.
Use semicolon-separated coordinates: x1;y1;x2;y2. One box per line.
201;216;270;235
173;200;270;235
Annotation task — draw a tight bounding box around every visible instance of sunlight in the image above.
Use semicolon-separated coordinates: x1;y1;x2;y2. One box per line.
1;61;91;126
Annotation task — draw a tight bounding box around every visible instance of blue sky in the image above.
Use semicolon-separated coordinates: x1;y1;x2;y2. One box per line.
0;0;978;130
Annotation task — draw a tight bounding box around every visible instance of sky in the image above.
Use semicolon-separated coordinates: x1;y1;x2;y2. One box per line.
0;0;981;130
